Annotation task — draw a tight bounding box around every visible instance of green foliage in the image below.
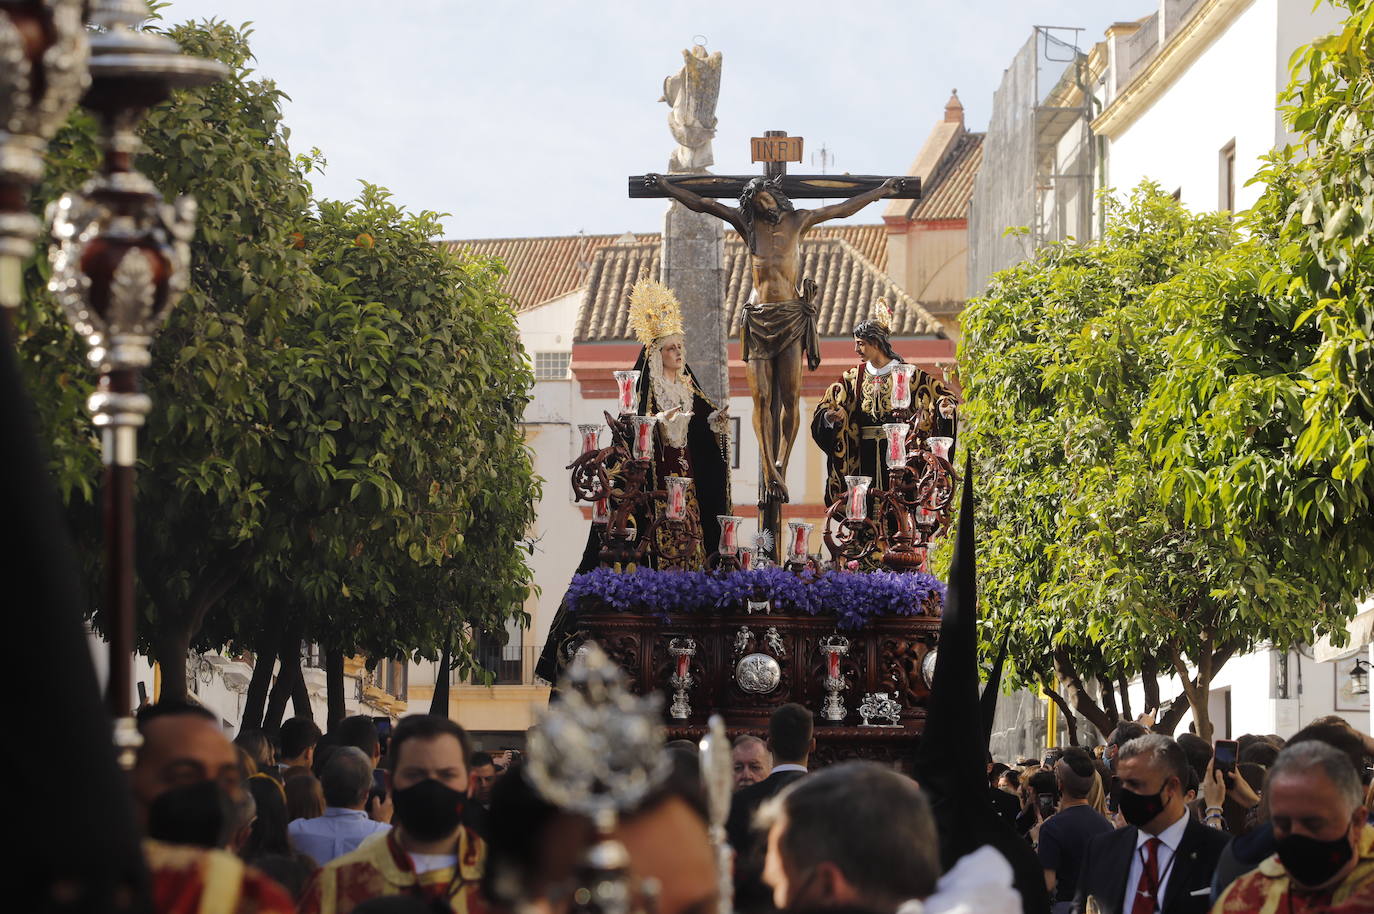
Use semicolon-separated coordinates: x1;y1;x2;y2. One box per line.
961;187;1247;738
963;0;1374;739
16;19;537;691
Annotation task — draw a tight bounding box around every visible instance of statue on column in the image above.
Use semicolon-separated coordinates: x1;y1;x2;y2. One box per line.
660;43;722;174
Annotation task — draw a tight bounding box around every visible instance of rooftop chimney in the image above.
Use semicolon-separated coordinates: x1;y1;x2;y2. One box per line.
944;89;964;126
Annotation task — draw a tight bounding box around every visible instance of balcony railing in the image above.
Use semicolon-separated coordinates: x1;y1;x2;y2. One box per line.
466;644;546;687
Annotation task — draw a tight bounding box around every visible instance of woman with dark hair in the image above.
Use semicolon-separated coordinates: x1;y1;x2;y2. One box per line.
240;774;317;900
811;301;958;511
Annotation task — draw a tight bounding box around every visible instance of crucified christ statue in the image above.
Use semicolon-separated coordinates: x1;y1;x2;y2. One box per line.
643;172;909;504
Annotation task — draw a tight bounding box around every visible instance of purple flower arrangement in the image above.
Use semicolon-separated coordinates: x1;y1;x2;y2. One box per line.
565;566;945;629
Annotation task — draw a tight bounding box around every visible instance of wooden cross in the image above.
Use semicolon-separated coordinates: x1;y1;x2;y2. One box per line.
629;130;922;200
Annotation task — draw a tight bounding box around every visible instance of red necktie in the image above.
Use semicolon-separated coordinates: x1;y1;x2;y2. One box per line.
1130;838;1161;914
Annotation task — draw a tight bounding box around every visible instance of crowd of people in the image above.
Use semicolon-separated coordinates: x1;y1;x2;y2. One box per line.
978;717;1374;913
127;695;1374;914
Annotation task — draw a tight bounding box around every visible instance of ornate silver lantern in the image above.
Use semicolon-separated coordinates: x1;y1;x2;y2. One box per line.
45;0;225;740
0;0;88;320
525;644;671;914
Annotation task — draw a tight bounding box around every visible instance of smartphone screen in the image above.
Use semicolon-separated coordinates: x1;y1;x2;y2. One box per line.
1214;739;1239;773
1037;792;1057;819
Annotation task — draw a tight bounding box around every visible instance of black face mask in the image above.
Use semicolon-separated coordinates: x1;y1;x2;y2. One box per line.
1275;829;1355;888
147;779;234;848
1117;784;1169;828
392;778;466;842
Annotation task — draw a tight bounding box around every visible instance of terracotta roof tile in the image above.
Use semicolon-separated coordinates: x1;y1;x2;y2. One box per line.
442;233;655;312
574;236;946;342
445;224;889;313
909;133;983;222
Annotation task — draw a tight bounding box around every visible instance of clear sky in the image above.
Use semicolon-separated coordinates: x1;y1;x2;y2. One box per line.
161;1;1140;240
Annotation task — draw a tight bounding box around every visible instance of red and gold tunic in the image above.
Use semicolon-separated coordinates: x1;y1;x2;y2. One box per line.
1211;827;1374;914
144;840;294;914
298;827;487;914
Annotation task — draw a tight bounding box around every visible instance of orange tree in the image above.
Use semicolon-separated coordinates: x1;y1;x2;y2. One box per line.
17;19;537;713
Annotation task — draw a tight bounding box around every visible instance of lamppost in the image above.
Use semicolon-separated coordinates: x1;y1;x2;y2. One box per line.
0;0;88;334
47;0;225;754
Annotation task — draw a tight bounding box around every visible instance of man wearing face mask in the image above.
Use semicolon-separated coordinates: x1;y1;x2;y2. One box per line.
133;701;295;914
1073;735;1229;914
1211;740;1374;913
300;715;485;914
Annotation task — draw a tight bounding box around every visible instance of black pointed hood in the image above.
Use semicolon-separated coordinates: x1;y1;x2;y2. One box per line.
2;337;149;913
914;459;1049;914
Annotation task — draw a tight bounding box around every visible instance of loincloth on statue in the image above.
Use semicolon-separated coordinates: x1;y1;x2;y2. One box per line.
740;298;822;371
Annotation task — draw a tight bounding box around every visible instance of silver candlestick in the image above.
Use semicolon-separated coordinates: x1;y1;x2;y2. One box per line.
668;637;696;720
819;635;849;722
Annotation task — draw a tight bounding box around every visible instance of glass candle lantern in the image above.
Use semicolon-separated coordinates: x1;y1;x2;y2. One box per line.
717;515;744;555
882;422;910;468
592;497;610;524
928;436;954;460
827;648;841;679
786;521;813;562
891;364;916;409
739;549;753;570
613;369;641;414
577;423;602;455
664;476;690;520
845;475;872;521
630;415;656;459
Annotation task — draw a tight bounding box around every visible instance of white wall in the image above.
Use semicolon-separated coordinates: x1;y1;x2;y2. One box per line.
1106;0;1341;214
1120;645;1370;739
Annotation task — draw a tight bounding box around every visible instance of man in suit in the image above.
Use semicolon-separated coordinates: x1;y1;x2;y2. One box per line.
1073;735;1228;914
727;703;814;913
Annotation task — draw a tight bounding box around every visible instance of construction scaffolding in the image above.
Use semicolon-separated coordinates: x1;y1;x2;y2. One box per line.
969;26;1097;295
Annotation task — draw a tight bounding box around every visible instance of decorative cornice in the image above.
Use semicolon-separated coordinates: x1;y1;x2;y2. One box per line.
1092;0;1256;140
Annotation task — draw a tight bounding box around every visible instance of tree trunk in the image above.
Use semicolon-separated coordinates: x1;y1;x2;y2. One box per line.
326;649;346;729
1140;652;1162;716
1117;673;1134;723
241;621;281;731
264;625;302;731
152;619;195;704
1097;674;1120;728
291;654;314;722
1052;648;1116;739
1155;695;1191;736
140;550;242;705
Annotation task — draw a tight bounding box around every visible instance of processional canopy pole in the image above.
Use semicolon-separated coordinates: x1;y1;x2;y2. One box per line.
698;714;734;914
46;0;226;758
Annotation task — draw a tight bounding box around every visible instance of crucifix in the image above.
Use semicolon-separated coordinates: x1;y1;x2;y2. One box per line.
629;130;921;555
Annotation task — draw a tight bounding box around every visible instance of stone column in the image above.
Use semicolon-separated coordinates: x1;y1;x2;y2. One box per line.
661;201;728;406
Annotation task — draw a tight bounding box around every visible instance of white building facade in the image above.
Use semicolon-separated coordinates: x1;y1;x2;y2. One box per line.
1096;0;1371;739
